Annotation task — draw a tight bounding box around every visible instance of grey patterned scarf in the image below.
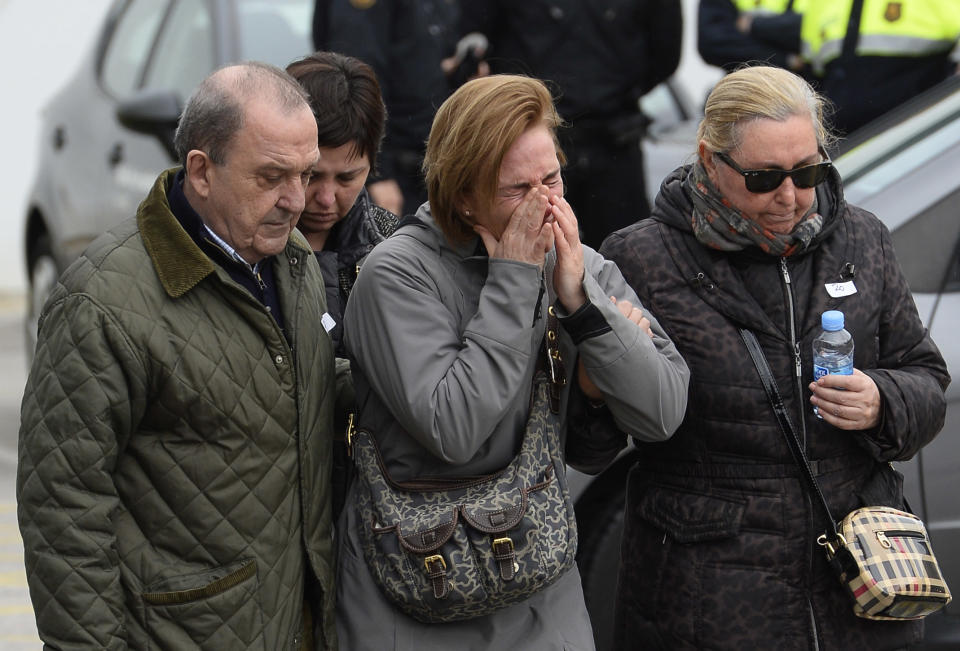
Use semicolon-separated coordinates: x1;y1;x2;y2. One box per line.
682;161;823;257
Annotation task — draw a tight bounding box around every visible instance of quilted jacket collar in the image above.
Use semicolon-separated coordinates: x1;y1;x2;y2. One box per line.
138;168;217;298
138;168;312;299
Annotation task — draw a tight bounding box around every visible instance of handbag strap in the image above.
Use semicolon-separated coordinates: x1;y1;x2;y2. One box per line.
739;328;840;540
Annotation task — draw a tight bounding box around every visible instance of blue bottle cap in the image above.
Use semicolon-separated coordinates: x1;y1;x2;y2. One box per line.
821;310;844;331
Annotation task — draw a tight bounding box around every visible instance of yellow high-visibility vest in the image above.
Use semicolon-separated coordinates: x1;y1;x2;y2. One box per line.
733;0;807;16
802;0;960;74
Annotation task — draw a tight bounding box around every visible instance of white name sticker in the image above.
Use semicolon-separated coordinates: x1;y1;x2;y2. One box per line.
321;312;337;333
825;281;857;298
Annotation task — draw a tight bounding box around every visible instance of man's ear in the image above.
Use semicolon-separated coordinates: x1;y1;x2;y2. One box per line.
184;149;213;199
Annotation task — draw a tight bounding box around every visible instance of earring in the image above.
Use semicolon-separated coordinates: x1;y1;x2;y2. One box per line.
464;209;472;216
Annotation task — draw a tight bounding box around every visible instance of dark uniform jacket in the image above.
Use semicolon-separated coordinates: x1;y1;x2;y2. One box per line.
18;169;338;650
600;166;950;650
461;0;681;122
324;0;459;195
698;0;804;74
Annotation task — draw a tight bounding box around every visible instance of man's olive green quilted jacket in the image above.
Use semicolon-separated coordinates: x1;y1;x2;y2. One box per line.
18;169;337;650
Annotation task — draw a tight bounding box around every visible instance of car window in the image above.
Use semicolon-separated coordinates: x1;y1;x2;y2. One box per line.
236;0;313;66
100;0;170;98
143;0;215;103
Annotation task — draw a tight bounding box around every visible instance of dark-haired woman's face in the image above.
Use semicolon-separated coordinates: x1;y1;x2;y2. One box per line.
300;142;370;250
703;114;820;235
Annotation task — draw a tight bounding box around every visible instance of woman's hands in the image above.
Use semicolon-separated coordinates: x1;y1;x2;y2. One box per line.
549;194;587;312
474;187;554;267
473;186;586;312
809;369;882;430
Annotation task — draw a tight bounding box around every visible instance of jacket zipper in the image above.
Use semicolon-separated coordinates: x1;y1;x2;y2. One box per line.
783;258;821;650
876;529;925;549
779;258;807;446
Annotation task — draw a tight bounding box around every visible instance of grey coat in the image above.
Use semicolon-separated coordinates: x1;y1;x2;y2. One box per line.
336;207;689;650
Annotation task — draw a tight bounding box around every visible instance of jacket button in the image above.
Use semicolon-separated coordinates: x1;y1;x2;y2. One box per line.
289;256;298;266
275;354;284;365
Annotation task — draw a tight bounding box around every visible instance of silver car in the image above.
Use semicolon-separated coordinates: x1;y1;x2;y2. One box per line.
23;0;314;354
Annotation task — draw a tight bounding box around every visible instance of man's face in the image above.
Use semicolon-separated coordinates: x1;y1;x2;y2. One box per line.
203;100;319;263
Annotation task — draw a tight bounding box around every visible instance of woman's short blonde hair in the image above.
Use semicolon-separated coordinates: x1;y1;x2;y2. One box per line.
698;65;835;156
423;75;565;243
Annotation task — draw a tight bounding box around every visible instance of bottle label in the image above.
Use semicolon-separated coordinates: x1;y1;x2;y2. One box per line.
813;363;853;380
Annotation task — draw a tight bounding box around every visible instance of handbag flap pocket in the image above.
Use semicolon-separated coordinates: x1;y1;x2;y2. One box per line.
460;487;528;533
396;507;459;553
639;484;745;544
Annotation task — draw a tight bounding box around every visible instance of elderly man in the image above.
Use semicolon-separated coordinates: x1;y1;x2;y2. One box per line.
17;62;337;650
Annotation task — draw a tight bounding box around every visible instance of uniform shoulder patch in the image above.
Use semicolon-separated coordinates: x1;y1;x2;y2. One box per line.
884;2;902;22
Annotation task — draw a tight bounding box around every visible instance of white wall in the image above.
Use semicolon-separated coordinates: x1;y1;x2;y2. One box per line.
0;0;112;297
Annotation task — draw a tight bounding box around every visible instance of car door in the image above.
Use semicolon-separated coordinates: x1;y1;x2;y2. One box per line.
48;0;172;265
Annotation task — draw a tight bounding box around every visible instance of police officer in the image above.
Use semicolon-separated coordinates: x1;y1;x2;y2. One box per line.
318;0;462;218
699;0;810;77
802;0;960;134
457;0;682;249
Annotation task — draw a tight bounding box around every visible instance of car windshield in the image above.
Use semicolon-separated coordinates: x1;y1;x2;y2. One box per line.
237;0;313;66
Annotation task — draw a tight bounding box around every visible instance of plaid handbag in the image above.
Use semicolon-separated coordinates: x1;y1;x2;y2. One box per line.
740;329;952;621
349;319;577;623
818;506;951;619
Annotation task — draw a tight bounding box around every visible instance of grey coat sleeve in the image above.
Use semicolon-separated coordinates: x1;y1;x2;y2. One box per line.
555;248;690;442
343;238;544;465
17;294;144;650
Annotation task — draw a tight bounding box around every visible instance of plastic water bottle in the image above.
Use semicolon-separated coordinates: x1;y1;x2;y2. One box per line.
812;310;854;418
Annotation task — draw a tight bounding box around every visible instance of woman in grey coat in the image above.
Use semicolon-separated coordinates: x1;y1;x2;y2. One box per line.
336;75;690;649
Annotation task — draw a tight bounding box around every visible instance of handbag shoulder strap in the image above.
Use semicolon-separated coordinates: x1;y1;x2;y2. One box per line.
739;328;839;539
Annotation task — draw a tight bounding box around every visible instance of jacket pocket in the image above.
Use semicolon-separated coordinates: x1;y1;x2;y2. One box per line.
639;484;745;543
142;558;264;650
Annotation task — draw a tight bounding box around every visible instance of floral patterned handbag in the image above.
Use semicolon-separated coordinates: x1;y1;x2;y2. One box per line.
349;320;578;623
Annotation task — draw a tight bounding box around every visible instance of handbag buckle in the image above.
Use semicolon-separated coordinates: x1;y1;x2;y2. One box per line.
424;554;449;600
492;537;519;580
817;532;847;556
424;554;446;573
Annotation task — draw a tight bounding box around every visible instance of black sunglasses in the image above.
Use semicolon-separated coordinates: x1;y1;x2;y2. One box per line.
715;151;832;193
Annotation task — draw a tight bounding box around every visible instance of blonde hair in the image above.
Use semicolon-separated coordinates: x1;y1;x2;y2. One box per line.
698;65;835;156
423;75;565;243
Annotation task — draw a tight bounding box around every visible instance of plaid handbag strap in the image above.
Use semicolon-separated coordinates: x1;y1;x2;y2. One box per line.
739;328;840;541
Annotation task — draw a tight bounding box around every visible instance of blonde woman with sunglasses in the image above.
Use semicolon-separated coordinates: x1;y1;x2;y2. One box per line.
600;65;950;650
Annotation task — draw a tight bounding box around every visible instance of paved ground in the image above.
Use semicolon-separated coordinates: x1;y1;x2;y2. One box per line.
0;295;41;649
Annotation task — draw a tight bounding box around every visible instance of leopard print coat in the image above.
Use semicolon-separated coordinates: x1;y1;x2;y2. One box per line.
600;165;950;650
